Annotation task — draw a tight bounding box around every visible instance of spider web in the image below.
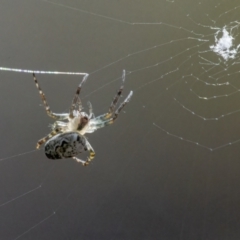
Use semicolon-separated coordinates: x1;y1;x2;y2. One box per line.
1;0;240;239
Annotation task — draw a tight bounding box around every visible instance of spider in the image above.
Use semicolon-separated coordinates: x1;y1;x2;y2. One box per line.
33;70;133;166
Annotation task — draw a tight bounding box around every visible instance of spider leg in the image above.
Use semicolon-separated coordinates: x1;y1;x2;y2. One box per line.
72;141;95;166
86;90;133;132
51;121;68;128
77;97;83;111
106;69;126;119
69;74;89;119
33;73;68;120
72;157;86;165
111;90;133;121
92;70;126;122
36;128;62;149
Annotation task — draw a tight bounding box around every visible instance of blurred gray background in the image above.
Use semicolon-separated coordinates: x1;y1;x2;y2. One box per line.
1;0;240;239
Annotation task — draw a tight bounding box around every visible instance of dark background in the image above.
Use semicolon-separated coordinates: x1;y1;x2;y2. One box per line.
1;0;240;239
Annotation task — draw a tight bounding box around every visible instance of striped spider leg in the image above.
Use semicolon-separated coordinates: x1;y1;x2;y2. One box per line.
86;70;133;133
33;73;69;121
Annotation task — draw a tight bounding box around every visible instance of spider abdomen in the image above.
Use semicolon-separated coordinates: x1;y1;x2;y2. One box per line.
44;132;87;160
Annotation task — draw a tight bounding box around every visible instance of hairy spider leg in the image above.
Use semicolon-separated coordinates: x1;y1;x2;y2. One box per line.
86;90;133;132
52;121;68;128
93;70;126;123
76;96;83;112
107;69;126;117
111;90;133;121
72;140;95;166
36;127;62;149
69;74;89;119
50;121;68;133
33;73;69;120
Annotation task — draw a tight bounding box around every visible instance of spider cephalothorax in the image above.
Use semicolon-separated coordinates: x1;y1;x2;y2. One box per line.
33;70;133;166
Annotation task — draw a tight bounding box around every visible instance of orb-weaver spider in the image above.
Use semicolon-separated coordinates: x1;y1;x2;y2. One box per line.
33;70;133;166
